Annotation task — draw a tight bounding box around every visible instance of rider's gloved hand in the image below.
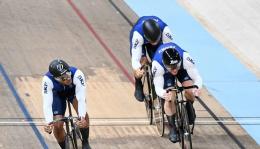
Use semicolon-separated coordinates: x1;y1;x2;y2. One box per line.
44;123;53;134
135;68;145;78
163;91;174;101
76;117;89;128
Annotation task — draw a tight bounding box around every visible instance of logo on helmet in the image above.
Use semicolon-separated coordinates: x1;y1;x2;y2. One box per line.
56;64;64;71
170;60;178;65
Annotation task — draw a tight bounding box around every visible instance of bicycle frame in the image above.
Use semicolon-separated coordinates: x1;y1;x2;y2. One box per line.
172;84;197;149
51;100;82;149
67;99;79;149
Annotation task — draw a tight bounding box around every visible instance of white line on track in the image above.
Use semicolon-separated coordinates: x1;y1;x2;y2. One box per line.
0;119;260;126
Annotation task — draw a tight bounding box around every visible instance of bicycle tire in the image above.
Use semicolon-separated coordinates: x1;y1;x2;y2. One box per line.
75;127;83;148
180;103;192;149
174;102;182;148
144;96;153;125
71;129;79;149
65;134;74;149
143;71;153;125
153;96;165;136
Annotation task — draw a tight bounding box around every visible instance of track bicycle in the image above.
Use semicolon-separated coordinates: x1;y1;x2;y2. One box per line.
167;84;198;149
50;99;82;149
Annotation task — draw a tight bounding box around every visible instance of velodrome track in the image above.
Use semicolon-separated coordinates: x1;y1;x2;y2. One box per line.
0;0;259;148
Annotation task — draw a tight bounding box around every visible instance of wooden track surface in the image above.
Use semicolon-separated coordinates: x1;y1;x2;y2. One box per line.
0;0;259;148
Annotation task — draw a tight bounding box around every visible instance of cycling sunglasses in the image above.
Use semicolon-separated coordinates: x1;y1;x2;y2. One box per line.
55;71;72;82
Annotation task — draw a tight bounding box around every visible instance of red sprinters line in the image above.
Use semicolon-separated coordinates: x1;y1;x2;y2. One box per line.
67;0;134;84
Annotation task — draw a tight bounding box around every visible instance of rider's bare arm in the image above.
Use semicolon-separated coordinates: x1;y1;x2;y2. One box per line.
73;69;87;118
42;76;54;124
183;52;203;89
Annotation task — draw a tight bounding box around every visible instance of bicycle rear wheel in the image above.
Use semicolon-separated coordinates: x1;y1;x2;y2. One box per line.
144;95;153;125
180;104;192;149
153;96;164;136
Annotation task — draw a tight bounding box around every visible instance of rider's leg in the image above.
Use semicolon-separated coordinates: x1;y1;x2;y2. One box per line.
182;80;196;125
164;94;176;116
177;69;196;125
72;98;91;149
164;96;180;143
80;113;91;149
164;96;176;129
53;115;66;149
163;73;180;143
133;56;148;102
52;93;67;149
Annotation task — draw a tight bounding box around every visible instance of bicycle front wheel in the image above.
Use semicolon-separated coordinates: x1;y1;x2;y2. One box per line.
71;127;82;149
142;71;153;125
180;104;192;149
153;96;164;137
75;127;83;148
65;134;74;149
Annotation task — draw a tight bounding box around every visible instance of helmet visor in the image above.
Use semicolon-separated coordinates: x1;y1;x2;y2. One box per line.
55;71;72;82
165;61;181;71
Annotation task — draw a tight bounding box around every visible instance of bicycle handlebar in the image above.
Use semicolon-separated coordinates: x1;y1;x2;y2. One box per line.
46;117;79;134
140;63;152;70
166;85;198;93
49;116;79;124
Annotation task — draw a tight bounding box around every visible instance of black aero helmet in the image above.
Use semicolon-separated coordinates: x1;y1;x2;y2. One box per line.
162;48;181;69
142;19;162;43
49;59;70;78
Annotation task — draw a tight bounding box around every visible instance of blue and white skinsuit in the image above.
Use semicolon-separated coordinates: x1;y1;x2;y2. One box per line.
42;67;87;123
152;42;203;98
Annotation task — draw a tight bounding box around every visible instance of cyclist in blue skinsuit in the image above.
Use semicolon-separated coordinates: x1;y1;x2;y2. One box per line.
129;16;174;102
152;42;203;143
42;59;91;149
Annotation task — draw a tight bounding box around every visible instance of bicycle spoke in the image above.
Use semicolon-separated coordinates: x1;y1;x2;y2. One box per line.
144;97;153;125
181;104;192;149
153;97;164;136
65;135;74;149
